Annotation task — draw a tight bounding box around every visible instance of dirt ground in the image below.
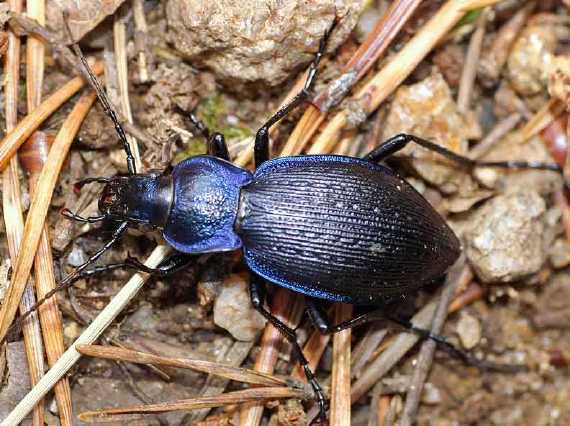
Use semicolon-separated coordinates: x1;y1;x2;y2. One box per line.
2;0;570;425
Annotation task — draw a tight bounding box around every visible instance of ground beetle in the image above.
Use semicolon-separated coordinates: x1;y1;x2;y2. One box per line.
15;24;561;420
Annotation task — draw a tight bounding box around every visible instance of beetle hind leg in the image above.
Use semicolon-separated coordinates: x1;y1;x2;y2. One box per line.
366;133;561;172
249;275;328;420
306;300;523;373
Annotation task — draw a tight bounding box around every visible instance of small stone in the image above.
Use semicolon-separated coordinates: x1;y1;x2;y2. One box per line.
64;322;82;340
548;238;570;269
197;279;222;309
67;245;88;267
464;191;547;283
214;274;266;341
432;44;465;87
381;72;480;193
0;259;11;303
46;0;125;41
456;312;482;350
506;15;565;96
276;399;306;426
421;382;442;405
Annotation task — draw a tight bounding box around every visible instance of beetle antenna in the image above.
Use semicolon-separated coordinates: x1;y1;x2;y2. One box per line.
62;13;137;175
1;221;130;345
73;176;112;192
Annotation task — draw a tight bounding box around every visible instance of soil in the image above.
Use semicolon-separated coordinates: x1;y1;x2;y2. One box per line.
2;1;570;425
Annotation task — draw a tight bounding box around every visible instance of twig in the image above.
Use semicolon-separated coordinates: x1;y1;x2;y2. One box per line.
234;72;307;167
188;340;255;422
368;382;385;426
2;1;45;424
539;113;567;166
8;12;84;74
329;0;423;98
0;61;104;171
399;255;465;426
76;344;291;387
384;395;402;426
239;289;305;426
457;8;489;113
279;106;324;157
9;13;156;152
24;0;73;422
468;112;521;159
281;0;422;156
519;98;566;144
308;0;503;156
0;92;97;346
477;2;535;86
351;325;388;378
132;0;149;83
330;303;352;426
113;4;142;171
78;387;310;422
350;301;437;403
1;245;172;426
351;258;471;402
448;282;485;313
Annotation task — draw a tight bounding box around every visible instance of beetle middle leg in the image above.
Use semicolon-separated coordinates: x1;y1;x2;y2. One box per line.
366;133;561;172
249;274;328;419
0;221;130;346
254;23;334;167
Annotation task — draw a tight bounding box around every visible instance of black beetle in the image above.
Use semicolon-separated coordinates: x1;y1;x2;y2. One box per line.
15;24;561;420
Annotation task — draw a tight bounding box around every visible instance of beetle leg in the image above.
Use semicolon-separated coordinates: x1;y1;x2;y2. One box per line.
249;275;328;419
306;300;387;334
1;221;130;346
366;133;561;172
175;105;231;161
387;315;523;373
59;253;193;286
254;23;334;168
208;133;231;161
123;253;193;276
306;300;522;373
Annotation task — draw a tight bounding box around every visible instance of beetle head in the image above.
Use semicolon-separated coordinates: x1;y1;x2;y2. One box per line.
98;176;131;219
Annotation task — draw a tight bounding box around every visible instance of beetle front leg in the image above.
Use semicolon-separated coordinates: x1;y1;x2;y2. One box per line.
175;106;231;161
208;133;230;161
249;275;328;420
366;133;560;172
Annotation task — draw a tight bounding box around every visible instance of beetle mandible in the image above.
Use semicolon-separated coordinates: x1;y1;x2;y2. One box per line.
19;23;561;420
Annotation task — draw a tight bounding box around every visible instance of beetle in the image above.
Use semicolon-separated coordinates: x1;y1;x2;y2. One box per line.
13;23;561;420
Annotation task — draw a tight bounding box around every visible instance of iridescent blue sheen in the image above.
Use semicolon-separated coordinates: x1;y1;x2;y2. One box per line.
162;156;253;253
236;155;460;304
